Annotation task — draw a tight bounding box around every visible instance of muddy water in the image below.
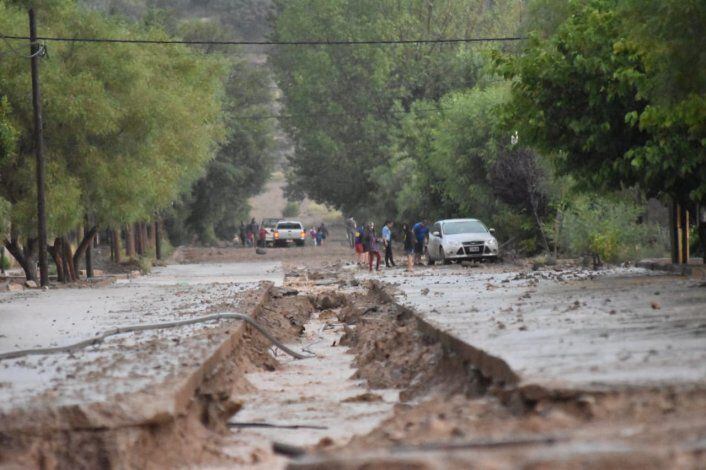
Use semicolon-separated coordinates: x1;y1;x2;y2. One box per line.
217;310;398;468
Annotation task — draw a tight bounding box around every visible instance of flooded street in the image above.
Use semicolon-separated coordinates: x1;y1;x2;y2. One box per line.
1;242;705;468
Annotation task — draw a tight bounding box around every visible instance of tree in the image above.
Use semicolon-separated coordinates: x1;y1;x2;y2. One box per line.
497;0;705;204
270;0;525;217
184;60;276;243
0;0;225;280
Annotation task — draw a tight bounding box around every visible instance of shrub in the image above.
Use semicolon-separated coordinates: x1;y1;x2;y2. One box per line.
282;201;300;218
1;253;10;271
552;194;669;263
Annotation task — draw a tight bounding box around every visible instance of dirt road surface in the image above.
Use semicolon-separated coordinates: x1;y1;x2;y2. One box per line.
1;239;704;468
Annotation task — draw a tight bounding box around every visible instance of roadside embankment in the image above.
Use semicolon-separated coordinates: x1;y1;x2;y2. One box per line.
0;262;298;468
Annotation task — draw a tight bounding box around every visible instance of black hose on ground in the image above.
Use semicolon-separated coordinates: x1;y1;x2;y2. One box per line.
0;312;315;361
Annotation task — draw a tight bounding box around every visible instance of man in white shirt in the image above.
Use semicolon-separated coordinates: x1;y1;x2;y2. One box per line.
382;220;395;268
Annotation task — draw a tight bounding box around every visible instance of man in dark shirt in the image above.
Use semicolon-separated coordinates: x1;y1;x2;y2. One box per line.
412;221;429;265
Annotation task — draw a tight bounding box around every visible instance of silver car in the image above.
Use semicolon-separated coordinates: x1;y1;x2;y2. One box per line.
427;218;499;264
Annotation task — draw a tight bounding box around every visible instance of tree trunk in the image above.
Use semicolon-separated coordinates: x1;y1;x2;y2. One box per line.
66;238;78;282
146;222;153;251
4;237;38;282
670;200;690;265
48;237;65;283
73;226;98;274
59;238;70;283
109;230;115;261
143;222;150;251
85;238;93;278
155;220;162;261
125;225;135;258
113;228;122;263
696;204;706;264
134;223;141;256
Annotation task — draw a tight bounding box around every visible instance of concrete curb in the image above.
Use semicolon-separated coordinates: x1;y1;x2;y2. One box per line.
0;283;274;434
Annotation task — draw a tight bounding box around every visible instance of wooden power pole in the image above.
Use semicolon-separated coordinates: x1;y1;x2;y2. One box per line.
29;8;49;287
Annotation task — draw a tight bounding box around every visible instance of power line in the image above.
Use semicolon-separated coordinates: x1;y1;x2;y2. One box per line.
234;105;453;121
0;34;526;47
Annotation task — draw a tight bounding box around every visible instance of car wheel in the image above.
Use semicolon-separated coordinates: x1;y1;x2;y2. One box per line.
425;247;435;266
440;247;452;265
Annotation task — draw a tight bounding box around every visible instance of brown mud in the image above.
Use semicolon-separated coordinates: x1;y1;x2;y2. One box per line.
288;283;706;469
0;287;315;469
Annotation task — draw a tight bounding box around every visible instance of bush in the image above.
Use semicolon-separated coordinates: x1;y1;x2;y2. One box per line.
1;253;10;271
552;194;669;263
282;200;300;218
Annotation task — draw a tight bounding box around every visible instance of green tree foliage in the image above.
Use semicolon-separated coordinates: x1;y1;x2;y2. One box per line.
270;0;524;217
387;85;552;250
619;0;706;202
497;0;706;203
184;60;276;244
83;0;279;245
0;0;224;279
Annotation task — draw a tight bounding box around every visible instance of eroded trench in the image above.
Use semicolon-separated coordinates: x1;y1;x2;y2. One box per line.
4;272;705;469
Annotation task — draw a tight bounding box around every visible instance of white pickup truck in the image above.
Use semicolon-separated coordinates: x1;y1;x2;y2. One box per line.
273;220;306;247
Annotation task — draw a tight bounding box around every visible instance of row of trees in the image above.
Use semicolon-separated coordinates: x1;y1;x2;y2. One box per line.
1;0;276;281
270;0;704;260
84;0;279;246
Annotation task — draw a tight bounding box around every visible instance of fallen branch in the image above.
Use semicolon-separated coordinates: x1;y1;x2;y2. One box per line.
0;312;314;361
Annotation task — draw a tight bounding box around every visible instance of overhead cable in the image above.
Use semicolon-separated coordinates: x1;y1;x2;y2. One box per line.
0;34;526;47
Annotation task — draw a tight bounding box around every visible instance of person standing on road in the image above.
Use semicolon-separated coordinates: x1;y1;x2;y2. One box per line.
346;217;357;247
238;221;246;246
382;220;395;268
412;220;429;265
316;227;323;246
318;223;329;246
258;226;267;248
354;224;365;265
364;222;382;272
402;223;415;272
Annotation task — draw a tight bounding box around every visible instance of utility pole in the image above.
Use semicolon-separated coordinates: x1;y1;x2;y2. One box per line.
29;8;49;287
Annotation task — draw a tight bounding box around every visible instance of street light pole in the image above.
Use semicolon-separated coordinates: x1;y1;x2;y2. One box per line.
29;8;49;287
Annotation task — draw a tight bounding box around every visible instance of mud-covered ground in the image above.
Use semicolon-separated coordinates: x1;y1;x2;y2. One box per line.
1;241;704;469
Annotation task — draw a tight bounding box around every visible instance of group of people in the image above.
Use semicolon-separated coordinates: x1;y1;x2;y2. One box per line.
350;218;430;272
309;223;329;246
238;218;260;247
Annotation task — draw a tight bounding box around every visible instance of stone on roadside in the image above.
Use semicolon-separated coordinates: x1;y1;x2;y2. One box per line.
7;283;24;292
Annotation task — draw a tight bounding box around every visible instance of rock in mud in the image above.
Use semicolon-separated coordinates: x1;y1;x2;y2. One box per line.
315;291;347;310
337;305;364;324
342;392;384;403
319;310;338;321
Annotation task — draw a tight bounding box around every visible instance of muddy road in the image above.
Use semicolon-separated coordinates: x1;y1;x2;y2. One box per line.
1;242;705;468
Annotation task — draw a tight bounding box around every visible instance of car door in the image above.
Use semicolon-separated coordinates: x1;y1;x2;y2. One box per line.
428;222;442;258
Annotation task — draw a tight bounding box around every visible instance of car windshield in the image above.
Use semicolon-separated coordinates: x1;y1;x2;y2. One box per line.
443;220;487;235
277;222;302;230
